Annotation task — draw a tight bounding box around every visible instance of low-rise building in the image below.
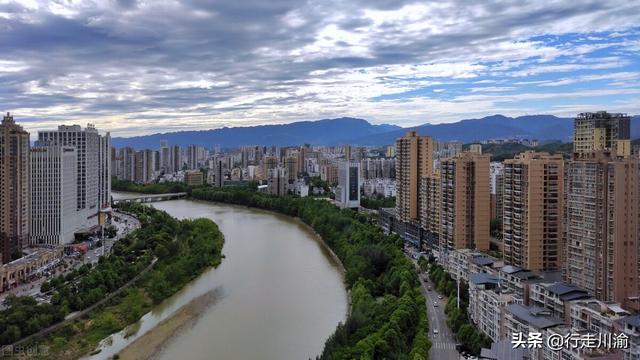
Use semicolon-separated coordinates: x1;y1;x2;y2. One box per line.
618;315;640;360
504;304;565;359
184;170;204;186
571;299;629;334
499;265;543;304
529;282;591;323
0;248;64;292
469;273;517;341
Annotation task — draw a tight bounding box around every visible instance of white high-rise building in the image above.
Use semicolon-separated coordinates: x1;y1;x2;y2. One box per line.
30;144;80;245
38;124;110;229
337;161;360;209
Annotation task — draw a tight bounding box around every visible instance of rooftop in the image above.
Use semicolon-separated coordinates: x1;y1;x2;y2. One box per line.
506;304;565;330
470;272;500;286
470;256;495;266
480;339;529;360
543;282;591;301
500;265;523;274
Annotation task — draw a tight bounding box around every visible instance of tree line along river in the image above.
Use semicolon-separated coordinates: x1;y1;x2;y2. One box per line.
88;194;348;360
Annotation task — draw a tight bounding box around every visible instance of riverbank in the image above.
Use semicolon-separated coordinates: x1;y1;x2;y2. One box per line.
189;186;431;358
1;202;224;360
111;185;429;357
106;198;348;360
116;288;221;360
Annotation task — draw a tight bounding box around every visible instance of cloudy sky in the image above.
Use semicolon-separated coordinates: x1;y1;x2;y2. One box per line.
1;0;639;136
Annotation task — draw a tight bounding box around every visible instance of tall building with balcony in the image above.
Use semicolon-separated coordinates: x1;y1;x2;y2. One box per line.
171;145;182;173
133;149;157;184
160;140;170;172
98;133;111;208
502;151;564;272
395;131;433;225
420;173;440;245
573;111;631;158
30;144;79;246
566;153;640;311
284;156;298;181
0;113;30;264
267;167;288;196
440;152;490;251
210;157;224;187
262;156;278;180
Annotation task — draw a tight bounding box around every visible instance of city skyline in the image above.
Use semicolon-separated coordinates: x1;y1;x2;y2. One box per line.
0;1;638;136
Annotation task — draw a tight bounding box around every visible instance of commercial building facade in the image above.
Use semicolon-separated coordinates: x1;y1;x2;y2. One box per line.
38;124;111;231
30;144;79;246
337;161;360;209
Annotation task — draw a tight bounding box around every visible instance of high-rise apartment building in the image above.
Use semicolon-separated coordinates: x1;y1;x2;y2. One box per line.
336;161;360;209
495;172;504;227
171;145;182;173
210;157;224;187
0;113;30;263
262;156;278;180
186;144;197;170
489;162;504;221
133;150;156;184
395;131;433;225
98;134;111;208
440;152;490;251
30;144;79;245
160;140;170;172
502;151;564;272
284;156;298;181
38;124;110;229
267;167;288;196
344;145;352;161
320;163;338;185
565;153;640;311
420;173;440;243
573;111;631;158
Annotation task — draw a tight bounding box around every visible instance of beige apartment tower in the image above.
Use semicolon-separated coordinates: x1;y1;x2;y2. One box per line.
395;131;433;224
420;173;441;236
573;111;631;158
566;153;640;311
502;151;564;272
0;113;30;264
440;152;490;251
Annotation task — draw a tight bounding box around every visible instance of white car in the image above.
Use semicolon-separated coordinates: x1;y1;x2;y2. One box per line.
433;329;439;335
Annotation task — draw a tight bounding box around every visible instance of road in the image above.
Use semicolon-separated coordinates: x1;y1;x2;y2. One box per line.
1;210;141;307
82;210;140;265
405;246;461;360
420;277;460;360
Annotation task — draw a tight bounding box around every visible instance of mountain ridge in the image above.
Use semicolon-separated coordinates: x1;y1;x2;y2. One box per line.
112;114;640;149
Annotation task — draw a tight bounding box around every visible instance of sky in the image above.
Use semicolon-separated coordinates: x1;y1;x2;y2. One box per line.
1;0;639;137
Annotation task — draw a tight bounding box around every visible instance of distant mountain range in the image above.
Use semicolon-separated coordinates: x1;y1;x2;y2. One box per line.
112;114;640;149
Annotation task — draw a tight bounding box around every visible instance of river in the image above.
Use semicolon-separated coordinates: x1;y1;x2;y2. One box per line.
86;193;348;360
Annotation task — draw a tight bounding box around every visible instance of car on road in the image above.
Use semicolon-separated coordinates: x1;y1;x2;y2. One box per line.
438;295;443;299
433;329;439;335
427;286;432;291
433;301;438;307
